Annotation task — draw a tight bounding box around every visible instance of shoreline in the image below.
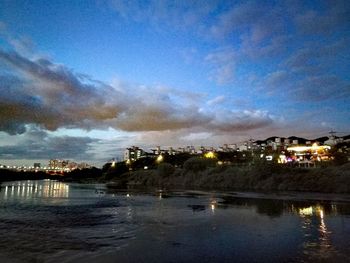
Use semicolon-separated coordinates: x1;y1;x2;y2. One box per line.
1;177;350;203
105;184;350;203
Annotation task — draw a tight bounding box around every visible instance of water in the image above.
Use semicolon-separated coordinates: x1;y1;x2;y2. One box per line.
0;180;349;263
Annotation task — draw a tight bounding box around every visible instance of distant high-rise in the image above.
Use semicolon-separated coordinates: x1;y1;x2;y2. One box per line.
124;146;144;161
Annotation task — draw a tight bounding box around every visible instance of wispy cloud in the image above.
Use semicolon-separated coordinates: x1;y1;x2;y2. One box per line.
108;0;217;31
295;0;350;35
207;95;226;106
205;47;236;84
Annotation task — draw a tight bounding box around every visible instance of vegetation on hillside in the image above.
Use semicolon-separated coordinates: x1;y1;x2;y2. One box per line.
105;156;350;193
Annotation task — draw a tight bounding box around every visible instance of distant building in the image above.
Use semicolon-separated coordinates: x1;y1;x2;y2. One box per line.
168;147;175;155
78;162;91;169
325;135;343;146
49;159;63;169
239;144;248;151
178;147;185;153
33;163;41;169
153;146;161;155
67;162;78;170
48;159;90;171
228;144;237;151
124;146;144;161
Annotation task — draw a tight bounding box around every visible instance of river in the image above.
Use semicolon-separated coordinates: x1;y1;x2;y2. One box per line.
0;179;349;262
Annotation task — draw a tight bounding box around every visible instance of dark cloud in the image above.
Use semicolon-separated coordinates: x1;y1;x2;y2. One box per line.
0;127;98;160
0;50;125;134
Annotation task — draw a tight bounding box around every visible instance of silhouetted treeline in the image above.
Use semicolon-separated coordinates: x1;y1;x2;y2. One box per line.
61;167;102;182
0;168;102;183
0;169;55;182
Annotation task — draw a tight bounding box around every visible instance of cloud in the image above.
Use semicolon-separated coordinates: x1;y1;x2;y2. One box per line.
284;37;350;74
181;132;213;141
108;0;216;32
263;70;292;93
205;47;236;84
241;34;290;59
208;110;275;132
0;49;127;134
114;104;211;132
0;49;277;136
0;21;36;57
210;2;262;39
263;68;350;101
207;95;226;106
293;75;350;101
295;0;350;35
0;126;99;160
210;1;286;42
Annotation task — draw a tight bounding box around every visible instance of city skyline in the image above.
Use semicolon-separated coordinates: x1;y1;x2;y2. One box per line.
0;0;349;166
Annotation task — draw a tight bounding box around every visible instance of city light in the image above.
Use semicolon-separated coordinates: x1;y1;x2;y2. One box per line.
204;151;216;158
287;145;331;152
156;155;163;163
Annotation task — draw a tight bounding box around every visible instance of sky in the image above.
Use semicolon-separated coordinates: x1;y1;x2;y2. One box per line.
0;0;349;167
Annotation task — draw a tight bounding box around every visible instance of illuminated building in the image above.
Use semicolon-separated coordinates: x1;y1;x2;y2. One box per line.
287;143;331;164
124;146;145;161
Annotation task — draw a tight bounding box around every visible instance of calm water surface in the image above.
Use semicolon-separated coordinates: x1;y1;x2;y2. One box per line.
0;180;349;262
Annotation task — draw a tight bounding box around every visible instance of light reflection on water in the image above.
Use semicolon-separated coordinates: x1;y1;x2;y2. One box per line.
2;180;69;200
298;205;338;261
0;180;349;262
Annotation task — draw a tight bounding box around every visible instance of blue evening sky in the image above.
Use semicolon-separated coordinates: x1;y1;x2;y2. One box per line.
0;0;349;166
